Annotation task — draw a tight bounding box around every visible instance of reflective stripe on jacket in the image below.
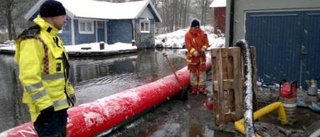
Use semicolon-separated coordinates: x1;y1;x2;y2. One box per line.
184;28;209;71
14;16;75;122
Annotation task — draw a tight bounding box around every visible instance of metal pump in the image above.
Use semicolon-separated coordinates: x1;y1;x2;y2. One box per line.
307;79;318;96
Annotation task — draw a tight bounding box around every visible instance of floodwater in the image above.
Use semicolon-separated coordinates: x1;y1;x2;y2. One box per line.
102;80;218;137
0;49;187;133
2;48;319;137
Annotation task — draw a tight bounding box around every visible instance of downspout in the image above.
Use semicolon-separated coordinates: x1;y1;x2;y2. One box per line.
237;40;255;137
229;0;234;46
105;20;108;44
95;21;98;42
71;18;75;45
131;20;136;46
233;40;289;136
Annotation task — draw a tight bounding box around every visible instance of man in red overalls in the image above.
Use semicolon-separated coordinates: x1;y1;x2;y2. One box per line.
185;19;209;95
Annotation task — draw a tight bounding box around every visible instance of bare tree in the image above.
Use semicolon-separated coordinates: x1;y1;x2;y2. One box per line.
0;0;15;40
0;0;37;40
154;0;213;33
150;0;162;8
0;0;214;38
194;0;213;25
181;0;192;28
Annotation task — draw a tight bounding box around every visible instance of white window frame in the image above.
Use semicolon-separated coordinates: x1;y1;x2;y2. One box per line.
140;19;150;33
58;26;65;33
58;28;63;34
78;20;94;34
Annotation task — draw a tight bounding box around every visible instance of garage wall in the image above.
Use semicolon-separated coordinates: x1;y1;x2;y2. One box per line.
302;11;320;87
245;11;320;87
226;0;320;87
226;0;320;46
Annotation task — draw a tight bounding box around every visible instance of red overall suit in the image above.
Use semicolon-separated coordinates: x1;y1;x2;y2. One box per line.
185;21;209;95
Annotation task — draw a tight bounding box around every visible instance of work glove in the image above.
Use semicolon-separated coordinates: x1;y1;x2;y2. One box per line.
200;47;206;54
192;51;199;57
40;105;54;116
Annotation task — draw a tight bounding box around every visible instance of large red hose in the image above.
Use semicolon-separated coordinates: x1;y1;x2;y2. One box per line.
1;59;211;137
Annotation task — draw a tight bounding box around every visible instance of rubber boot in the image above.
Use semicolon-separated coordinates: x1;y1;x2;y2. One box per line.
204;100;213;110
198;86;207;96
191;86;197;95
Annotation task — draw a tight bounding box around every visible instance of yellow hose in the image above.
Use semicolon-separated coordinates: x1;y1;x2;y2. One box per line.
234;102;288;136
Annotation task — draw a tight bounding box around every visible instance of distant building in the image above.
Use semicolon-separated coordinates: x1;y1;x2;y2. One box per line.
25;0;162;49
209;0;226;35
226;0;320;88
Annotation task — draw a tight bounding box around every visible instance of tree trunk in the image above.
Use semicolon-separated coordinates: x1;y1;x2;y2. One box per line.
6;8;13;40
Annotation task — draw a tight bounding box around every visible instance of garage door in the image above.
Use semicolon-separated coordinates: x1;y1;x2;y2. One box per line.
246;10;320;88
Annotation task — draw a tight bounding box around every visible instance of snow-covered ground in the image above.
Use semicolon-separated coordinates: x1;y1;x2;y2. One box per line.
0;26;225;52
64;42;137;52
155;26;225;49
0;41;138;52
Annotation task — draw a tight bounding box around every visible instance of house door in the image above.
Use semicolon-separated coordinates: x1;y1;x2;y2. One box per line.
245;10;320;88
97;21;105;42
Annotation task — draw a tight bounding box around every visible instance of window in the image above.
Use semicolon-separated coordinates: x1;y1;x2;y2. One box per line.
58;24;69;33
79;20;94;34
140;19;150;33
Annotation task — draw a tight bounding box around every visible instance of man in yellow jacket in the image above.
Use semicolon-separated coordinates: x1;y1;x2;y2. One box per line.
14;1;75;136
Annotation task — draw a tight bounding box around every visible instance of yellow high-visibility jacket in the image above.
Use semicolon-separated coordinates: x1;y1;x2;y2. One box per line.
14;16;75;122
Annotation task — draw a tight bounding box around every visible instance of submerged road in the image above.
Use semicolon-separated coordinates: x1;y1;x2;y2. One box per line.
0;49;188;133
2;48;318;136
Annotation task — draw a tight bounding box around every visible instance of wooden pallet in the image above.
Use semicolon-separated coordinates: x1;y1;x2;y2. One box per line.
211;47;257;125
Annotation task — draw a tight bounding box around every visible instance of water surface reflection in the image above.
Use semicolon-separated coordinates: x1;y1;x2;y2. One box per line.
0;49;187;132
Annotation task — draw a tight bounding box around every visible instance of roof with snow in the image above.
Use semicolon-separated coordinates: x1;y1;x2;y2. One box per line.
25;0;162;22
209;0;226;8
